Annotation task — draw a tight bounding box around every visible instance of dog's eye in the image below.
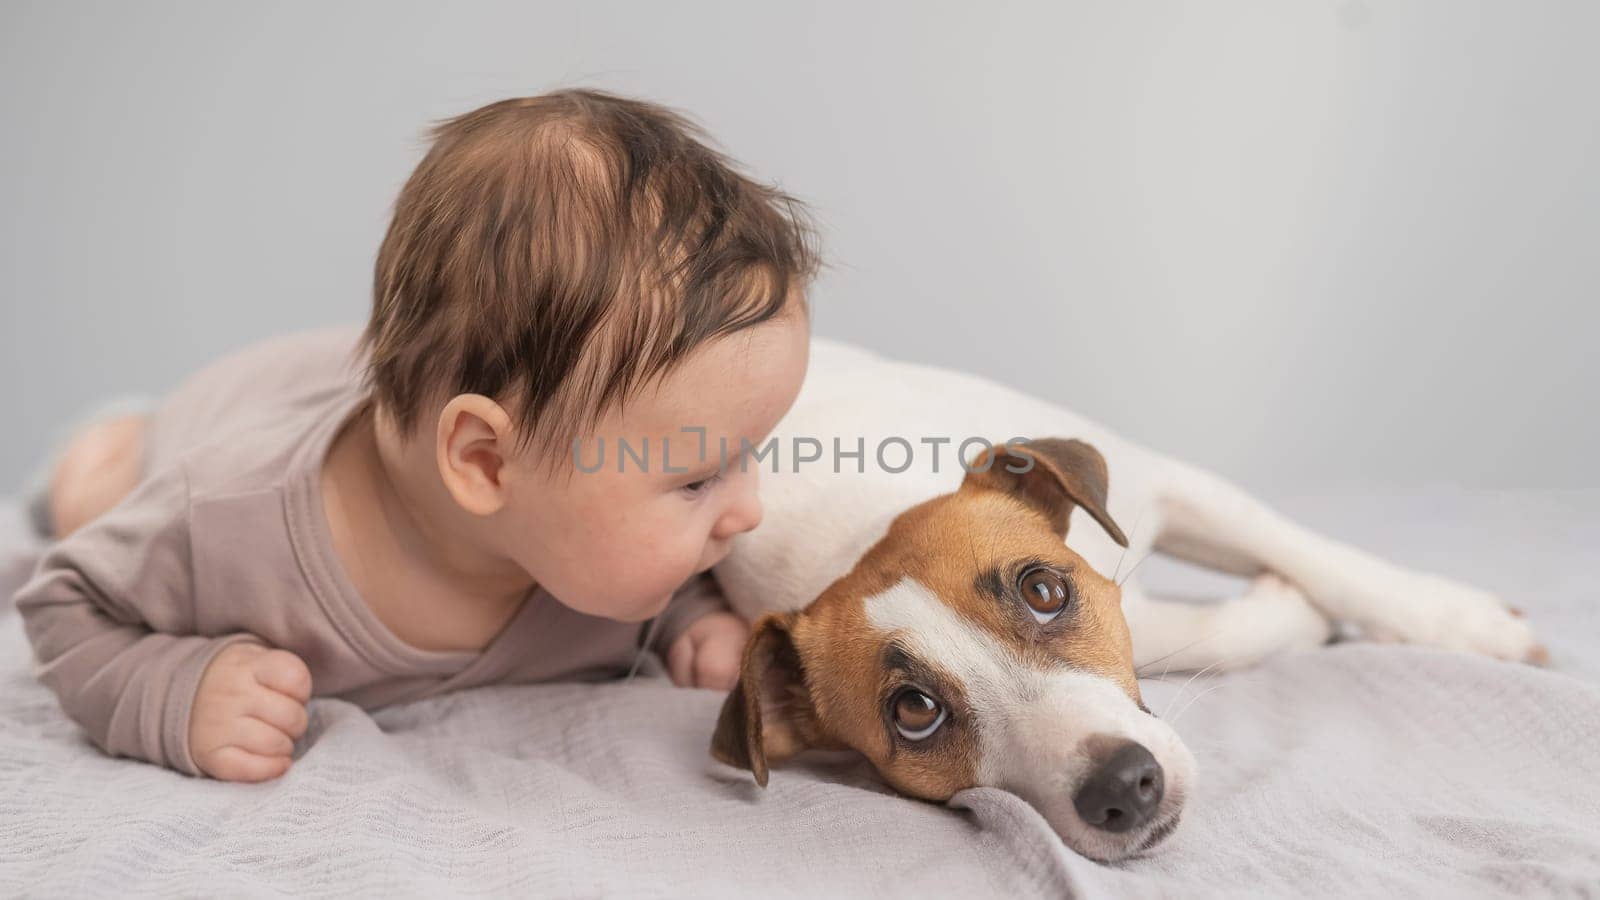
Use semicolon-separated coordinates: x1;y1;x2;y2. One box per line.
1019;566;1072;623
891;688;946;741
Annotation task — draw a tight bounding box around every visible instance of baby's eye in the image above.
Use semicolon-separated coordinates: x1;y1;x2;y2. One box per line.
681;472;721;496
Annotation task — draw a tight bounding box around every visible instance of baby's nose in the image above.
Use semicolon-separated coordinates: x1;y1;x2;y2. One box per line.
717;487;763;538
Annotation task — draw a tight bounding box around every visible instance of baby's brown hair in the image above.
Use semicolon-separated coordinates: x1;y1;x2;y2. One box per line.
358;89;819;471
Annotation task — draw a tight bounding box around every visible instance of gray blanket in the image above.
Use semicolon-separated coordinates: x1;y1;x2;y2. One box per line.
3;490;1598;898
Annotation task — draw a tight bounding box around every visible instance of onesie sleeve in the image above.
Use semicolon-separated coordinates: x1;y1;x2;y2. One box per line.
650;569;736;654
12;462;266;777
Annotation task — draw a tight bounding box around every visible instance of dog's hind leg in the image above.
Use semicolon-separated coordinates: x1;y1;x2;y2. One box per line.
1122;576;1332;674
1142;458;1544;664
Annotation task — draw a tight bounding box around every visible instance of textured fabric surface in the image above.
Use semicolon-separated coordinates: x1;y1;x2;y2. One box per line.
2;492;1598;898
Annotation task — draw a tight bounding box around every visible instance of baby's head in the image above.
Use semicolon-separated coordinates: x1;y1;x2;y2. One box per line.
356;89;818;622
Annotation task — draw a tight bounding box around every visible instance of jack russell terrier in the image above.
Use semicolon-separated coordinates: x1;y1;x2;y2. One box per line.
705;337;1545;862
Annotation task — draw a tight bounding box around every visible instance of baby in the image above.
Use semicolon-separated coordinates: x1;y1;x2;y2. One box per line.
14;89;818;783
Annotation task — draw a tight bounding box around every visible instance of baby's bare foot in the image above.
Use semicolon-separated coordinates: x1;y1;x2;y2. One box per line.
189;643;312;782
48;413;149;539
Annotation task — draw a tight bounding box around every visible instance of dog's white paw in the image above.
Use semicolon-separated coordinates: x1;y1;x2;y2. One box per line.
1355;572;1547;665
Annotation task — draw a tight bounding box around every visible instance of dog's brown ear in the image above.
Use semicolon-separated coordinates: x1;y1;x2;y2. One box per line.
710;611;819;787
962;437;1128;547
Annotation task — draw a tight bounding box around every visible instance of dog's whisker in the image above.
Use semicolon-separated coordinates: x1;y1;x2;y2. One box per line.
1171;670;1269;728
1157;634;1208;681
1158;632;1217;681
1168;681;1232;726
1117;551;1156;588
1137;628;1227;676
1161;658;1225;718
1111;503;1150;585
1160;654;1178;681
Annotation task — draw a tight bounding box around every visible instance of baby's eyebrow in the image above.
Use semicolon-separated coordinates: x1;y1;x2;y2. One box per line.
675;460;723;481
664;445;727;481
660;431;767;480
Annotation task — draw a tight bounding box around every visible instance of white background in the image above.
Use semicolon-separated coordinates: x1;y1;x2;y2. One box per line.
4;1;1595;492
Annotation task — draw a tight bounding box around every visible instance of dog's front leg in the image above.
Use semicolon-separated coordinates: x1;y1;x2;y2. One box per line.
1123;577;1332;674
1144;459;1545;664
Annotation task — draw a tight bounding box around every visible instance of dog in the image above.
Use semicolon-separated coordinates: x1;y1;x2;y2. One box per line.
705;338;1545;862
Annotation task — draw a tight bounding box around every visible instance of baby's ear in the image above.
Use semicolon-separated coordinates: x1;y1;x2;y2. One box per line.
435;393;516;516
710;612;821;786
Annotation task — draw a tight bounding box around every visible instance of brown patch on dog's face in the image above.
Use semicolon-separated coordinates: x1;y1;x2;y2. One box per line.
787;488;1140;802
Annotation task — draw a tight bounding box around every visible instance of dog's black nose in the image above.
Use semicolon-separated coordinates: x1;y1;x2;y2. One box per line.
1073;741;1164;833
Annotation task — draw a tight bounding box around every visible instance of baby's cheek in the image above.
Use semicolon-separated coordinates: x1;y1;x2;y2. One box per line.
602;534;700;606
539;505;711;616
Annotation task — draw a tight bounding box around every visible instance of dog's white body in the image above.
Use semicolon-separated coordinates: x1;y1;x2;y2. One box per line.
717;337;1539;672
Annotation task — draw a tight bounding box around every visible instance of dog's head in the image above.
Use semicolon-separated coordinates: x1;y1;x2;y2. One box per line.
710;438;1194;861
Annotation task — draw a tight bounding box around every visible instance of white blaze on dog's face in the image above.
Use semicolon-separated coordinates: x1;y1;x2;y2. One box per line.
712;438;1196;862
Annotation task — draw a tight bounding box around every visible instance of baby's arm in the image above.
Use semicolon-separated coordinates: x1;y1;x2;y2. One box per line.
654;571;748;691
13;463;309;781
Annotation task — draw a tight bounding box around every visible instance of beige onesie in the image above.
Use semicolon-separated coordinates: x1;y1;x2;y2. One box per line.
12;325;727;776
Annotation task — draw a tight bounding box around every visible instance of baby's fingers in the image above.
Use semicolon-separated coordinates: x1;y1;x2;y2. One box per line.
666;636;696;687
248;687;310;740
693;642;741;692
228;714;296;758
251;648;313;702
201;745;292;783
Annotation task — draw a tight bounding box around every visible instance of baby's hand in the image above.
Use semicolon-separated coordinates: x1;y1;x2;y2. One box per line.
666;611;749;691
188;642;312;782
